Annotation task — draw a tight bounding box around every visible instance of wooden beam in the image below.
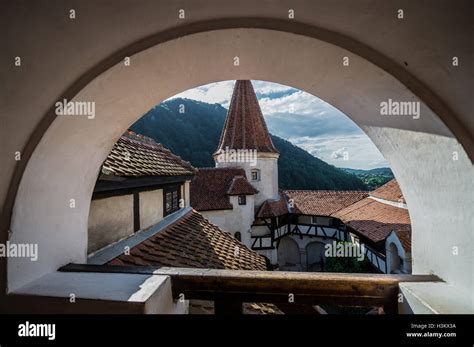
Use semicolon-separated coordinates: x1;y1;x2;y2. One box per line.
94;175;194;194
60;264;440;310
133;192;140;232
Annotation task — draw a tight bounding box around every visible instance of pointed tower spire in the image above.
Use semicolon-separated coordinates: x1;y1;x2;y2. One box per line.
215;80;279;154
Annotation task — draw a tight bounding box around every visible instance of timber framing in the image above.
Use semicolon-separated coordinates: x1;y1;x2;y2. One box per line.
92;174;194;199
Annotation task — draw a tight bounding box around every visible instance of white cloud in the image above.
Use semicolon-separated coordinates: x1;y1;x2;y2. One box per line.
332;147;348;159
170;81;235;107
168;80;389;170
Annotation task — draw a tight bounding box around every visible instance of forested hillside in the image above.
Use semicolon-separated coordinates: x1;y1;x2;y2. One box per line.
131;98;367;191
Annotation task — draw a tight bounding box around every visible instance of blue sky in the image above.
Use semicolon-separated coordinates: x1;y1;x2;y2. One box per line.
171;80;388;170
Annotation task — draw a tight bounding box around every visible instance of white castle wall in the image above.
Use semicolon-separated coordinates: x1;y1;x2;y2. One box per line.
215;153;279;207
200;195;255;249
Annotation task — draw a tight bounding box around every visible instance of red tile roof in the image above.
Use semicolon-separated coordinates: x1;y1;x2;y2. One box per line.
395;229;412;252
101;130;196;177
257;194;290;218
333;198;411;244
107;209;266;271
190;167;257;211
283;190;369;216
371;179;405;203
215;80;279;154
227;176;259;195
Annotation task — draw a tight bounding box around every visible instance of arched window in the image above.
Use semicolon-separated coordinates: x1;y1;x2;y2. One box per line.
234;232;241;241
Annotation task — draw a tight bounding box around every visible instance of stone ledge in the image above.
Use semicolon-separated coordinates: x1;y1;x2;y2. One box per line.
9;271;186;314
399;282;473;314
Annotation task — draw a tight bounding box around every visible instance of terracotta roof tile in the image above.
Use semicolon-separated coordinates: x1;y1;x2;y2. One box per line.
283;190;368;216
333;198;411;244
215;80;278;154
257;194;290;218
191;167;256;211
371;179;405;203
107;209;266;271
101;130;196;177
395;229;412;252
227;175;259;195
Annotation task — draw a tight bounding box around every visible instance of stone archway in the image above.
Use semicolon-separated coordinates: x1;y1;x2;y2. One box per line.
277;237;301;271
306;242;326;272
387;243;401;274
6;27;472;299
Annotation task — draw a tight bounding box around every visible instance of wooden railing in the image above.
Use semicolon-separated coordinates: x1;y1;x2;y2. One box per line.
60;264;440;314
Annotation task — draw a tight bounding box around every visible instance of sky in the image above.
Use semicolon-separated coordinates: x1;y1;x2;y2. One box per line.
170;80;388;170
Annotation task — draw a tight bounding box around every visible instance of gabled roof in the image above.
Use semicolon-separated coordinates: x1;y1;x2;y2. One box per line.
215;80;279;154
227;175;259;195
190;167;257;211
283;190;369;216
370;179;405;203
333;198;411;244
107;209;266;271
101;130;196;177
257;193;290;218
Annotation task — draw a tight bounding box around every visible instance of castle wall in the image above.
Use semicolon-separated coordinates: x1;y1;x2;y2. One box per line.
215;153;279;207
200;195;255;249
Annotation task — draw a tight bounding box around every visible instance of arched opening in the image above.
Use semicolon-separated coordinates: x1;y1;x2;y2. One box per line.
306;242;326;272
388;242;401;274
6;27;472;311
277;237;300;271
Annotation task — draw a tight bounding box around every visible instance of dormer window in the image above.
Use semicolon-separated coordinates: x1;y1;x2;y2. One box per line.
251;169;260;181
164;186;180;216
238;195;247;205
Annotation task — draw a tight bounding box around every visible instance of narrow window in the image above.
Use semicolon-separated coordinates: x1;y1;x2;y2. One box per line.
238;195;246;205
164;186;181;216
251;169;260;181
234;232;242;242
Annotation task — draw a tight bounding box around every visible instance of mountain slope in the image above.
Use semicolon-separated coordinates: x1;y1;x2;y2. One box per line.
341;168;394;190
130;98;367;191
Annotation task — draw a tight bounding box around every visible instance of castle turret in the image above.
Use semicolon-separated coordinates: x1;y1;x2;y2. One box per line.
214;80;279;206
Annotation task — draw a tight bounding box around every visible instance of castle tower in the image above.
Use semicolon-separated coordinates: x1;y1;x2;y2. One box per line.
214;80;279;206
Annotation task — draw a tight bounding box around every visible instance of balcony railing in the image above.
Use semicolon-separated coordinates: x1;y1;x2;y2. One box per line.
60;263;440;314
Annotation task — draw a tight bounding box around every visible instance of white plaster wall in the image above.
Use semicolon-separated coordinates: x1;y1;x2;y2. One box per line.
184;181;191;208
366;127;473;293
88;195;134;254
297;225;341;239
216;155;279;206
251;224;272;237
386;232;411;274
6;28;473;310
200;195;255;249
139;189;163;231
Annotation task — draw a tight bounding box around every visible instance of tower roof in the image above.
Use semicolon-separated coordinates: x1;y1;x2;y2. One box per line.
215;80;279;154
